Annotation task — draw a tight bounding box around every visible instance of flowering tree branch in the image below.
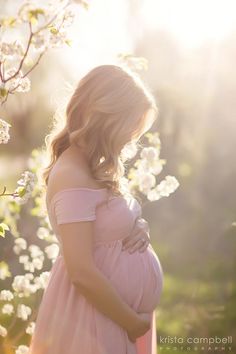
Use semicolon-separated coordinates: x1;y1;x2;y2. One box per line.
0;0;78;105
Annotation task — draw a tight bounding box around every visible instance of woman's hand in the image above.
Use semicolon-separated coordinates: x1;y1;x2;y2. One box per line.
127;312;151;343
122;217;150;254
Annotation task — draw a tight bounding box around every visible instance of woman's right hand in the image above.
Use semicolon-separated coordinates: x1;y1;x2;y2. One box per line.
127;312;151;343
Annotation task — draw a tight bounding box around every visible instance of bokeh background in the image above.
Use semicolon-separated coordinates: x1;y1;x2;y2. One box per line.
1;0;236;352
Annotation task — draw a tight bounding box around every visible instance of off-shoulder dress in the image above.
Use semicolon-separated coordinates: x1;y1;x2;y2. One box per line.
29;187;163;354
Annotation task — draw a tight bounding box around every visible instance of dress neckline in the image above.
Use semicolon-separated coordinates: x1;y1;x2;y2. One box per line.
46;187;140;216
47;187;109;209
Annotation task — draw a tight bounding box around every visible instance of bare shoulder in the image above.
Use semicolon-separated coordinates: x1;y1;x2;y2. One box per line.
47;160;90;201
46;151;104;203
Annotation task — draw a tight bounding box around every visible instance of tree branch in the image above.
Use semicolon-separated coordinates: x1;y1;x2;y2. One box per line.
4;22;34;83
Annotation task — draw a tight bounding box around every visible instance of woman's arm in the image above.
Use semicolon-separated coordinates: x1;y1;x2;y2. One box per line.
59;220;149;337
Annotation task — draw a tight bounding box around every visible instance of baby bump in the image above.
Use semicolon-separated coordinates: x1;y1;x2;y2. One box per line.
93;240;164;313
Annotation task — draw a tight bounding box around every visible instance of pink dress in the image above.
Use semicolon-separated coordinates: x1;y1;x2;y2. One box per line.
29;187;163;354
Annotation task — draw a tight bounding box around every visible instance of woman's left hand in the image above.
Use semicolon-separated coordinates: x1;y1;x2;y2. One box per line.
121;218;150;254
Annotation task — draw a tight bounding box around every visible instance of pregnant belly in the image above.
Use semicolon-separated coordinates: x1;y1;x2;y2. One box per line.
93;239;164;313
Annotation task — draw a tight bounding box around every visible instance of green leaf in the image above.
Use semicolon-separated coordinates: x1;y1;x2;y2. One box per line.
49;26;59;34
0;223;10;238
0;261;11;278
1;16;17;27
17;186;26;198
75;0;89;10
65;39;72;47
29;9;45;24
0;87;8;98
0;223;10;231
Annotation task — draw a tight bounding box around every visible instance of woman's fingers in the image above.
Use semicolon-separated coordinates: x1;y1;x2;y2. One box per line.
122;229;150;249
137;240;149;253
127;238;148;254
122;235;133;249
122;217;150;253
122;231;149;253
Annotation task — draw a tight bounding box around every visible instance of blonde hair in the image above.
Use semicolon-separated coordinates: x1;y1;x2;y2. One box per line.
41;64;158;196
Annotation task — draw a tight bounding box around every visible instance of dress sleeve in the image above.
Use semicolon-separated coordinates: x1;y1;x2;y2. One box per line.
52;188;104;225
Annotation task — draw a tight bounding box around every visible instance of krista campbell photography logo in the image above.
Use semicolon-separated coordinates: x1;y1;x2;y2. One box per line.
158;335;233;352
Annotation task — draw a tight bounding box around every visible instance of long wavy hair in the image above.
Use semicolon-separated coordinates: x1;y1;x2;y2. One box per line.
41;64;158;196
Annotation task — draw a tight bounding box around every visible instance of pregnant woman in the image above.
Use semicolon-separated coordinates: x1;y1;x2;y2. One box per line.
29;64;163;354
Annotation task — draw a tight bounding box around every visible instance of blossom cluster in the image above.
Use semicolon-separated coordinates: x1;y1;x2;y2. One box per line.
0;0;78;105
127;132;180;200
0;118;11;144
13;171;37;204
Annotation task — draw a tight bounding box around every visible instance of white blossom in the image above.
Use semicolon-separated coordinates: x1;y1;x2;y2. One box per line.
13;238;27;255
17;171;36;189
157;175;180;196
36;226;50;240
19;255;30;264
5;68;22;90
5;67;31;92
44;243;59;260
34;271;50;290
25;321;35;335
23;261;35;273
0;40;24;59
138;147;164;175
18;245;45;273
15;77;31;92
28;244;44;259
23;255;44;273
148;159;164;175
4;68;19;80
13;171;37;204
32;33;47;51
146;131;161;146
137;158;164;176
25;273;33;280
0;129;10;143
2;303;14;315
62;9;75;28
140;146;159;161
138;172;156;192
12;274;37;297
20;256;42;272
151;135;161;146
4;68;31;93
146;188;161;201
147;175;180;201
5;77;20;92
49;29;67;47
0;289;14;301
0;118;11;144
17;304;32;321
32;256;44;270
0;324;7;337
0;42;15;56
15;344;29;354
